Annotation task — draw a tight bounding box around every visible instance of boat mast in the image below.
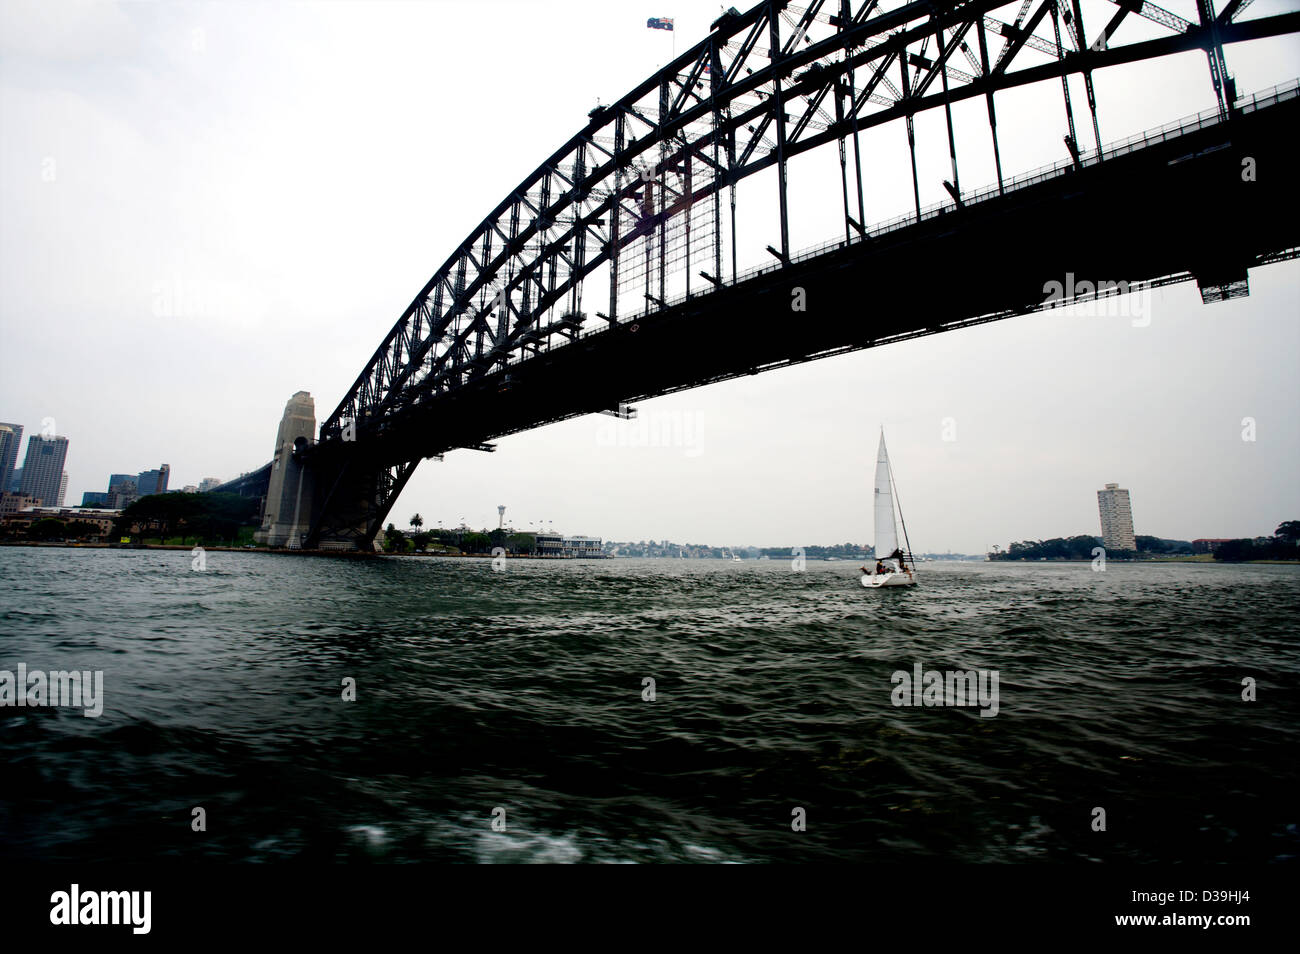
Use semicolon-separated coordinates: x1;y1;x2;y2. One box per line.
888;452;914;568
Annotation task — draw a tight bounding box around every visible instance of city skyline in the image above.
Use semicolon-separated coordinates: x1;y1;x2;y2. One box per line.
0;400;1292;551
1;1;1297;552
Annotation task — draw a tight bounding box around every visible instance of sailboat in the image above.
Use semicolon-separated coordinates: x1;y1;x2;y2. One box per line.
862;430;917;588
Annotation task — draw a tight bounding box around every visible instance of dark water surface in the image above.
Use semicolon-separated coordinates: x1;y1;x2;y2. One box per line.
1;548;1296;863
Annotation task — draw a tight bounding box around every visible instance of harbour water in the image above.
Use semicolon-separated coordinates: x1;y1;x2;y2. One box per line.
1;548;1296;863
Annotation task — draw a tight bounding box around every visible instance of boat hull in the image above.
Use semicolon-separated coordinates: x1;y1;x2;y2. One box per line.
861;571;916;588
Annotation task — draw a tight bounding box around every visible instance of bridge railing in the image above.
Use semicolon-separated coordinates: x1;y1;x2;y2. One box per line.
508;79;1298;364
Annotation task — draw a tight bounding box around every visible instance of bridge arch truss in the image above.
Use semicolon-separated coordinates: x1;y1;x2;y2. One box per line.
303;0;1298;547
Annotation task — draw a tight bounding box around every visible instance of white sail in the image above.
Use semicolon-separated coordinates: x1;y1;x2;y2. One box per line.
873;432;898;562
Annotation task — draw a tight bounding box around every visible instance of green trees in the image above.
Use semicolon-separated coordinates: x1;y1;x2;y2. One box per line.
1135;535;1193;555
991;535;1205;560
507;532;536;554
382;523;409;552
114;493;259;545
460;532;490;553
990;522;1299;562
63;520;105;540
996;536;1104;560
28;518;67;540
25;518;104;541
1213;522;1300;562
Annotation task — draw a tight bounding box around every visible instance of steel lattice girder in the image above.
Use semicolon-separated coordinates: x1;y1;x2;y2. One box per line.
317;0;1299;453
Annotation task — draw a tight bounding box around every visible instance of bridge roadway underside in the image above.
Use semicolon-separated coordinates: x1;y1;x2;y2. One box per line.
307;94;1298;541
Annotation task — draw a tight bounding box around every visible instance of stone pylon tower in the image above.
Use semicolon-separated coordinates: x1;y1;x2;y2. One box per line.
255;391;316;548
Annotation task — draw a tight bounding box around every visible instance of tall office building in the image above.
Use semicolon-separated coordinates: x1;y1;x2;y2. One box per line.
107;481;137;509
1097;483;1137;552
19;435;69;509
108;473;134;492
58;471;68;508
136;469;160;495
0;423;22;495
135;464;170;496
10;467;22;493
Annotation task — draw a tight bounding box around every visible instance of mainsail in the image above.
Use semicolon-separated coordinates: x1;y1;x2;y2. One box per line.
873;432;898;561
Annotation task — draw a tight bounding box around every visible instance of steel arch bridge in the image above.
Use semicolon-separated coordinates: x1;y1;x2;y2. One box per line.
245;0;1300;549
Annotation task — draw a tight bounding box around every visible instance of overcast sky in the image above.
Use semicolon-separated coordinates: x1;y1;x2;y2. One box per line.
2;0;1297;552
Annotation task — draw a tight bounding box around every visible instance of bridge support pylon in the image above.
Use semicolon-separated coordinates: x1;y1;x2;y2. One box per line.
254;391;317;549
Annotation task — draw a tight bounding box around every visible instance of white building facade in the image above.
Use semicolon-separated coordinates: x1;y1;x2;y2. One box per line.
1097;483;1137;552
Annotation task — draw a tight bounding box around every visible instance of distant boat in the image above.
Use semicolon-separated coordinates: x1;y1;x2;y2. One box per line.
862;430;917;589
732;554;742;562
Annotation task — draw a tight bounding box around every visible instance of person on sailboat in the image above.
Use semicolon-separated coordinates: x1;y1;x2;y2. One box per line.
888;547;907;570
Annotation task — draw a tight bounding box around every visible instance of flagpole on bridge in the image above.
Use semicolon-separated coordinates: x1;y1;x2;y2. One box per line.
647;15;675;66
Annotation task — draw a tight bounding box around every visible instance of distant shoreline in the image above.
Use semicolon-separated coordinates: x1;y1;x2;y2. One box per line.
0;542;605;560
1;541;1295;565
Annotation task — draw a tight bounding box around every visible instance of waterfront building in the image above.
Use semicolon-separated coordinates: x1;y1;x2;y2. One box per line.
535;532;564;556
1;506;118;539
81;491;110;507
0;423;22;494
19;435;69;514
1097;483;1137;552
563;536;604;558
1;492;41;515
199;477;221;493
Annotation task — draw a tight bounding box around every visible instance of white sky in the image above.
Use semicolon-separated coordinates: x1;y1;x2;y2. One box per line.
1;0;1298;552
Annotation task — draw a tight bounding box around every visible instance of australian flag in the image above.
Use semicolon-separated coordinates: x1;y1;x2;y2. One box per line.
647;17;674;31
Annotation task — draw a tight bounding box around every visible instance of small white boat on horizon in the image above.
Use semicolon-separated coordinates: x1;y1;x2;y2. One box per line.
862;430;917;589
